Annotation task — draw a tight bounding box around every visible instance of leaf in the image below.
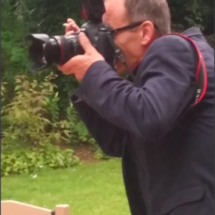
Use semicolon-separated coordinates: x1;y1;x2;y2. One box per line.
15;86;21;91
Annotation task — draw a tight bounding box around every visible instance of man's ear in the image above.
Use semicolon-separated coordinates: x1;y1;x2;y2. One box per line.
139;21;155;46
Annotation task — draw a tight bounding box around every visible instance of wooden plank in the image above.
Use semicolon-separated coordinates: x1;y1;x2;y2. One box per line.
55;205;70;215
1;200;52;215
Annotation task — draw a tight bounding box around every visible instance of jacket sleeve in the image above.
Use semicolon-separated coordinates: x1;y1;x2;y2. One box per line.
76;36;197;141
71;94;126;157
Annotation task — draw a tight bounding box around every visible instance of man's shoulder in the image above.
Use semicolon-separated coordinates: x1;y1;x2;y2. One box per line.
148;33;195;54
147;27;211;57
135;32;199;85
141;33;197;69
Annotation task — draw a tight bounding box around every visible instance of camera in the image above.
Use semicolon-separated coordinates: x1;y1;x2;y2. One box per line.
27;0;123;72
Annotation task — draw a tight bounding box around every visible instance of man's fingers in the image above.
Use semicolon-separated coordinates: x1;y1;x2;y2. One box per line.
79;32;96;54
67;18;75;23
64;23;80;34
65;30;74;36
64;18;80;34
57;61;73;75
57;56;82;75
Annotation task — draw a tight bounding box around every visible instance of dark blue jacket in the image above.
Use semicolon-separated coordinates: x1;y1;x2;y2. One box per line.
71;28;214;215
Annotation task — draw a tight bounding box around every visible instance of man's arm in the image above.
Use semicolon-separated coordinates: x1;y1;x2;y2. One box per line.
71;95;126;157
76;36;197;141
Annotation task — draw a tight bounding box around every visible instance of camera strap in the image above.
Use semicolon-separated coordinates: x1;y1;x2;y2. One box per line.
166;33;208;107
155;33;209;140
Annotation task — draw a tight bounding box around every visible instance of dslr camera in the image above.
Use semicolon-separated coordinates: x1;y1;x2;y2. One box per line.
27;0;125;72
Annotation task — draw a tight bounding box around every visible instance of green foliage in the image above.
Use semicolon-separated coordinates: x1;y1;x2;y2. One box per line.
94;147;112;160
10;0;81;34
168;0;214;32
1;146;79;177
1;73;71;148
1;73;79;176
1;0;29;79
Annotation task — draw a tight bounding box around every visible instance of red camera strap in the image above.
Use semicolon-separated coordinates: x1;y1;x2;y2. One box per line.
166;33;208;106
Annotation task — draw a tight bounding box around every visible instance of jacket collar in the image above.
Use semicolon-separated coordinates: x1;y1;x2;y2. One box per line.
182;27;205;38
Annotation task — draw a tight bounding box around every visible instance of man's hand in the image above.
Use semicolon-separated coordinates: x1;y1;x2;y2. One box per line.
58;32;105;81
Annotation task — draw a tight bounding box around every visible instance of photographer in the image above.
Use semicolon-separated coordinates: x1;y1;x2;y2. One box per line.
58;0;214;214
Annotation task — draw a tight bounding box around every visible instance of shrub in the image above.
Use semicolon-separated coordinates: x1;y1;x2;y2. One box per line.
1;73;79;176
1;146;79;177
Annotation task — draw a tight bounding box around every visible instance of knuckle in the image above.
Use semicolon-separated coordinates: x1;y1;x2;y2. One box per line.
67;18;74;23
65;31;74;36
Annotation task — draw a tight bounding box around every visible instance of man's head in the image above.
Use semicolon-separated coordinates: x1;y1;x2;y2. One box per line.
102;0;171;73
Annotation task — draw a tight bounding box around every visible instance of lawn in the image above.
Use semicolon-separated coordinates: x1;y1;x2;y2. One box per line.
1;159;130;215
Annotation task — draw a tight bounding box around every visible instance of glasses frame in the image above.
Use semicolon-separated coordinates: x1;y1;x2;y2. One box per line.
110;21;159;35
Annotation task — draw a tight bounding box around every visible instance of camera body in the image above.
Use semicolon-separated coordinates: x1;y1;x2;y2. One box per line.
27;0;120;72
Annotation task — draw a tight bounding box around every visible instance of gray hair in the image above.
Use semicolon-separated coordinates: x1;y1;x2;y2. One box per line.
125;0;171;36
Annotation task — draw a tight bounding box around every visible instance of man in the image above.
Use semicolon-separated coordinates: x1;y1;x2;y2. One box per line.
58;0;214;214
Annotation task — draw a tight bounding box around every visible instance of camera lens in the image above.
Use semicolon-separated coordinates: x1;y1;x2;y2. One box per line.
43;38;61;65
27;33;83;72
51;35;83;65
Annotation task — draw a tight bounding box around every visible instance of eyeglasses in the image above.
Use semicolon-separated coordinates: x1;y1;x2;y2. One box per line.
110;21;159;35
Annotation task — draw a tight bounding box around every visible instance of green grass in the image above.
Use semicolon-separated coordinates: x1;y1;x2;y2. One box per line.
1;159;130;215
